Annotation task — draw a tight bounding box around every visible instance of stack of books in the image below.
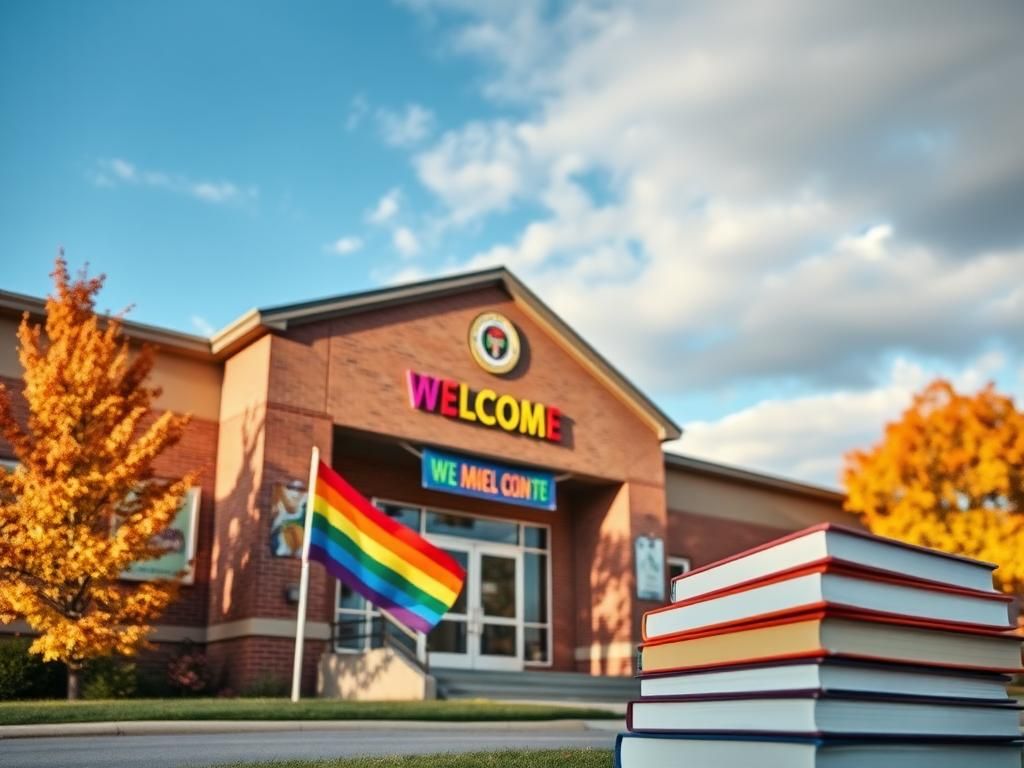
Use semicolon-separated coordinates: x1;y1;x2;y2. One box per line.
617;523;1023;767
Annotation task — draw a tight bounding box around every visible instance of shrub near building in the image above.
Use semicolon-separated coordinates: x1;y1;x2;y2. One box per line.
0;638;65;699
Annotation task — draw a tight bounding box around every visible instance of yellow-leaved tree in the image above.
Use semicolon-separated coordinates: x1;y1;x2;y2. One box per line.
0;256;193;699
844;379;1024;594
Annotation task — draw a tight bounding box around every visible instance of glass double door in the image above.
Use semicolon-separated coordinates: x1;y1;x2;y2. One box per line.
427;538;523;671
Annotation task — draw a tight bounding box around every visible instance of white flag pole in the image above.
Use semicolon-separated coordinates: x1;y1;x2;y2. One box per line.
290;445;320;703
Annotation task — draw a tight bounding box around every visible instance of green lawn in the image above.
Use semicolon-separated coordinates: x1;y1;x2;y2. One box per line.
201;750;612;768
0;698;620;727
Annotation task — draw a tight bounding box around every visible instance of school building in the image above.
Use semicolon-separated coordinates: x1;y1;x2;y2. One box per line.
0;268;858;696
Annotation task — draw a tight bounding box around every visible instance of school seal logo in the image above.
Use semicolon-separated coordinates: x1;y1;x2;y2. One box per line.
469;312;521;375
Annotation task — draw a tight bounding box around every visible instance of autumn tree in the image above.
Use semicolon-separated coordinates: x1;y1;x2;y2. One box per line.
844;379;1024;593
0;256;193;699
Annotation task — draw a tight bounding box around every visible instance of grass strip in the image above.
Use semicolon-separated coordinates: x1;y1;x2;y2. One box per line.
200;749;613;768
0;698;620;727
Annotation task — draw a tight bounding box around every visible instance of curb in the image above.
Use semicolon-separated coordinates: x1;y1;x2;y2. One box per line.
0;718;625;740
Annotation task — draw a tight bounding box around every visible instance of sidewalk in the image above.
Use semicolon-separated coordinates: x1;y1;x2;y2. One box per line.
0;717;625;740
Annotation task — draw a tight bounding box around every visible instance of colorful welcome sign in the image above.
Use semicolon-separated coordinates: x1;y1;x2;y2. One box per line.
407;370;563;443
421;448;556;511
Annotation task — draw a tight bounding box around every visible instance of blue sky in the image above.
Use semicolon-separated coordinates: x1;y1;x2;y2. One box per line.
2;1;1023;488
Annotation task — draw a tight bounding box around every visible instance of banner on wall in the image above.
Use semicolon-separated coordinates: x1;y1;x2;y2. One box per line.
420;447;556;511
121;487;201;584
634;535;665;601
269;483;308;558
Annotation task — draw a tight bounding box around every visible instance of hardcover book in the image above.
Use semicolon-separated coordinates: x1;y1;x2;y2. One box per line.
638;657;1013;701
671;523;999;603
638;607;1022;673
645;561;1011;640
626;690;1022;738
615;733;1023;768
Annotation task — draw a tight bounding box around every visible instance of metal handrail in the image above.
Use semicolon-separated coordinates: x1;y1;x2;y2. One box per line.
331;615;429;674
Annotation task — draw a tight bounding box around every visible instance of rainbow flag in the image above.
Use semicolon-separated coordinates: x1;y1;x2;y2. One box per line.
307;460;466;634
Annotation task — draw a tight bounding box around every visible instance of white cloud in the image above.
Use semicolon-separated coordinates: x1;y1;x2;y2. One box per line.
90;158;257;206
191;182;239;204
190;315;216;336
394;2;1024;484
110;158;136;181
346;93;369;131
377;103;435;147
368;188;401;224
836;224;893;262
668;353;1013;489
326;236;364;255
393;227;421;258
414;120;530;223
400;1;1024;393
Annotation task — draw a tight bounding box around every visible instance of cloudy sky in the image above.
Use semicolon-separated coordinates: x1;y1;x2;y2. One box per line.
2;1;1022;488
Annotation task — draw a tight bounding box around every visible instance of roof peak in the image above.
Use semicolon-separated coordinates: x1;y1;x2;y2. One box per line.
0;266;681;441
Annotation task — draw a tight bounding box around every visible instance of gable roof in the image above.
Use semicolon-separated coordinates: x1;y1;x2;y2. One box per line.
664;451;844;502
0;288;212;358
0;268;681;440
212;267;682;441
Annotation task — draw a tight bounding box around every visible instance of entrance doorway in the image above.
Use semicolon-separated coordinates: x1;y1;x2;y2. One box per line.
427;539;523;671
333;501;550;671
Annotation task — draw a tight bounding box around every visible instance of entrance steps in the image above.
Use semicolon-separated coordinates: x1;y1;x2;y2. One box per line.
432;667;639;704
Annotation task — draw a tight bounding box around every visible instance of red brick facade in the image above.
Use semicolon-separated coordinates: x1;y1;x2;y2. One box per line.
666;508;796;570
0;276;850;694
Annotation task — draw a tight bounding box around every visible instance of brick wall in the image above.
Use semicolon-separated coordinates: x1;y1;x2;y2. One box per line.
320;288;666;487
666;508;792;568
204;334;335;693
262;287;669;678
2;282;673;689
205;635;321;695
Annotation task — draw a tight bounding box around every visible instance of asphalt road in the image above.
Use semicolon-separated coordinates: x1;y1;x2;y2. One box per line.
0;728;616;768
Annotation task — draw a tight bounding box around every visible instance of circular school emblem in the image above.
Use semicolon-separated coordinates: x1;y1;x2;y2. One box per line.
469;312;521;375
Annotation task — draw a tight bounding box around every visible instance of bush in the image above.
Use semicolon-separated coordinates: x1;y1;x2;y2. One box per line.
166;642;211;695
240;673;289;698
82;656;137;699
136;667;174;698
0;637;65;700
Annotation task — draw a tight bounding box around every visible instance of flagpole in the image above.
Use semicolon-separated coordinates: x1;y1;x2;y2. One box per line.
290;445;320;703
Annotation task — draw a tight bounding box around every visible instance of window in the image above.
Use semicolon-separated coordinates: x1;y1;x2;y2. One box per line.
425;511;519;544
377;502;421;531
667;555;691;598
523;548;550;664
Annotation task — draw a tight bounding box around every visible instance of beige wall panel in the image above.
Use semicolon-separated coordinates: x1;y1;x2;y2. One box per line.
0;316;20;378
665;466;857;530
150;350;222;422
1;313;221;421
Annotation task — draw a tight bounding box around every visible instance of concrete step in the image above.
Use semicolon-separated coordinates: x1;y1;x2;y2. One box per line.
432;667;639;703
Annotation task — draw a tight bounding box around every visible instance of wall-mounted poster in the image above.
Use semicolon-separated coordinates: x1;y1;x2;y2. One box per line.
634;535;665;601
121;487;201;584
269;483;308;558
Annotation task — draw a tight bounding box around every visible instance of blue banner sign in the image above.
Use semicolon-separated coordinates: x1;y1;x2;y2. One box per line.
421;448;556;511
